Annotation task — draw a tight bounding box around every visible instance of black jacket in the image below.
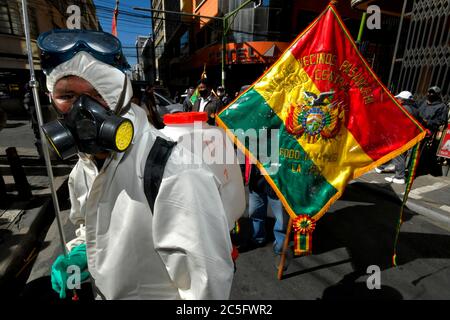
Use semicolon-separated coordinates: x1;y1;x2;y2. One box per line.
418;99;448;132
248;165;278;199
402;101;420;120
183;96;193;112
192;94;223;125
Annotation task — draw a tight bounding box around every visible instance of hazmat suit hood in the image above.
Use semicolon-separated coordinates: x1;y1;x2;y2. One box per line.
46;51;133;114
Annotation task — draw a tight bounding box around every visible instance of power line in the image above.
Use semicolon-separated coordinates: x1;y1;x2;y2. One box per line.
95;0;137;10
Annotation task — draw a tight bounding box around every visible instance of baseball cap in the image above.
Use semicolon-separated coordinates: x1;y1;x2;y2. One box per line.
395;91;414;100
428;86;441;95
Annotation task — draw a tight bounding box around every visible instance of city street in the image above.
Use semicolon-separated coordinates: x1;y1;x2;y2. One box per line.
2;109;450;301
0;0;449;303
21;177;450;300
1;119;449;300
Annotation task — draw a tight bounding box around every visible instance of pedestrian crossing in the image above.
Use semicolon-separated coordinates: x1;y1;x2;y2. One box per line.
406;182;449;200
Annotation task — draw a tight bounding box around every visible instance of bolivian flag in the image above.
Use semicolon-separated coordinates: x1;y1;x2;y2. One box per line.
217;4;425;255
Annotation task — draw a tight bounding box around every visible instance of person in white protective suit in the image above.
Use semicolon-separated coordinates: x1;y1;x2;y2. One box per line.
38;29;244;300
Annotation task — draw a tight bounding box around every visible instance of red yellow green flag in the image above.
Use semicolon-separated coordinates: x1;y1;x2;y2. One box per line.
217;4;426;256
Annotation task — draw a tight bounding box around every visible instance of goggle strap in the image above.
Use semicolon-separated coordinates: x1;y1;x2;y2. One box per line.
115;75;128;116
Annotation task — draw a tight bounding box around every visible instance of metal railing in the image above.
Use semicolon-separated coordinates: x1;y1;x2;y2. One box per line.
397;0;450;102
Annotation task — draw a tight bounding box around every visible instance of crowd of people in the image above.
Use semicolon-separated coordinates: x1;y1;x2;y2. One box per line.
376;86;449;183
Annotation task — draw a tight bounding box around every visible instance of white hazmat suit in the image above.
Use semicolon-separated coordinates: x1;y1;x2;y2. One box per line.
47;52;240;299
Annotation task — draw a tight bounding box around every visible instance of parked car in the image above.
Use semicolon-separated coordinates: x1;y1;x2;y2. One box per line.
239;85;251;94
131;81;183;116
154;92;183;116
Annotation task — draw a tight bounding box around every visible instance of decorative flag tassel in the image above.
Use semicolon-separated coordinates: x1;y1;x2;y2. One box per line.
232;220;240;234
292;215;316;256
392;143;421;266
294;230;313;256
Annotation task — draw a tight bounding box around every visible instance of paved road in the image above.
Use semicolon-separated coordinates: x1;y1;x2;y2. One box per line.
0;120;35;151
230;182;450;300
16;173;450;300
17;179;450;300
0;119;73;299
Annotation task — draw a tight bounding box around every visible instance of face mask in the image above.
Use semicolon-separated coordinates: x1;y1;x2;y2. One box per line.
427;94;439;103
42;95;134;160
199;89;208;98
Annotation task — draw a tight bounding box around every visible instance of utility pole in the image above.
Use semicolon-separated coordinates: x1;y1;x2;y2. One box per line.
20;0;68;257
134;0;261;89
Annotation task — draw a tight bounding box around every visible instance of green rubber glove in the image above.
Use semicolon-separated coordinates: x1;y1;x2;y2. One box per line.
51;243;90;299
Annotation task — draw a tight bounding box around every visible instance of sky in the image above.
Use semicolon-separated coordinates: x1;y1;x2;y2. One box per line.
93;0;153;66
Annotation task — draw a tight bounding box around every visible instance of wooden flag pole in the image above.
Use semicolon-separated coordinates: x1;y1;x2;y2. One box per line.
277;217;293;280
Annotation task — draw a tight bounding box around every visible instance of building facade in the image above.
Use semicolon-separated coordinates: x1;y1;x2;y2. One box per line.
353;0;449;102
150;0;448;101
152;0;295;95
135;35;156;83
0;0;99;115
151;0;181;85
150;0;364;95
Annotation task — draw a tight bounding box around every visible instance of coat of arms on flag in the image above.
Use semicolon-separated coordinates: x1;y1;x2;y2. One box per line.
217;4;425;258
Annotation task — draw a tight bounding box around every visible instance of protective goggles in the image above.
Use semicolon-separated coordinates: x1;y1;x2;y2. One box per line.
37;29;130;75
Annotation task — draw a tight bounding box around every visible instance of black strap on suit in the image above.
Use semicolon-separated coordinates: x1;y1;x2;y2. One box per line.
143;136;177;213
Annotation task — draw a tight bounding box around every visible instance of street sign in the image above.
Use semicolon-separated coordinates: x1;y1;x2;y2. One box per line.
437;124;450;159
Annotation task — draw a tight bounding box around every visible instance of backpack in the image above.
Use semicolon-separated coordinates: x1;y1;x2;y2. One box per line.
143;136;177;213
143;136;239;270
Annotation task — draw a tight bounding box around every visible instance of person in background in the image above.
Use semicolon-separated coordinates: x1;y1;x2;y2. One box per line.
141;84;165;129
242;164;292;270
416;86;449;177
384;91;419;184
217;86;231;110
183;86;195;112
130;82;144;107
173;90;180;104
192;78;223;125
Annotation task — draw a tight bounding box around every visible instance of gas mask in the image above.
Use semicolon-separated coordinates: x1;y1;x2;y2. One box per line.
42;95;134;160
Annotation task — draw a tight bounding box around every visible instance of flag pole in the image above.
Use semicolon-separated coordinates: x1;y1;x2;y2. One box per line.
20;0;68;257
112;0;119;36
277;217;293;280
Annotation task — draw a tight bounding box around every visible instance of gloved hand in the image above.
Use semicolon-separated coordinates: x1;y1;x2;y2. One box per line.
51;243;90;299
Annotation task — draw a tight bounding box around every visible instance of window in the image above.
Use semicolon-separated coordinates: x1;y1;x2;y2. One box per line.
0;0;23;36
180;31;189;56
0;0;38;37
